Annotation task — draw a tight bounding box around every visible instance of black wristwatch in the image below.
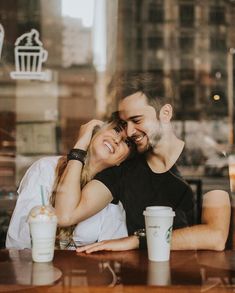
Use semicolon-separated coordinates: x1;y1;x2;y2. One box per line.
134;229;147;250
67;148;87;165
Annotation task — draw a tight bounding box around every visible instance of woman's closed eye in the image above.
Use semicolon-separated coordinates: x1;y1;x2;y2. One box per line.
113;126;122;134
113;121;127;134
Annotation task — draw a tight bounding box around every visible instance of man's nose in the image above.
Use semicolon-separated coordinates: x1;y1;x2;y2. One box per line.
126;123;136;137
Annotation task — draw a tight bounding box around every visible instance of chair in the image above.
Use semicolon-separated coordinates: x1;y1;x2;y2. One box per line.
186;178;202;225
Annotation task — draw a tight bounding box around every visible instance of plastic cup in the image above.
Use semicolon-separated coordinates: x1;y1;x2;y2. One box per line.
143;206;175;262
32;262;62;285
28;205;57;262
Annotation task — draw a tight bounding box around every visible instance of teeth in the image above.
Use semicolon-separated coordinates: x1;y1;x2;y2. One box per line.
134;135;144;142
104;141;114;153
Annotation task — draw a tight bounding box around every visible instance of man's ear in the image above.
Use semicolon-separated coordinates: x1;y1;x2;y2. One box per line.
159;104;172;122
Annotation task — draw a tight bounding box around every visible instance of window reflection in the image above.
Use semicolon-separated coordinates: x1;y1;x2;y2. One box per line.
179;4;194;27
0;1;234;246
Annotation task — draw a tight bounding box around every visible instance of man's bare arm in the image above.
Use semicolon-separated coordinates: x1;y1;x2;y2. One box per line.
77;190;231;254
171;190;231;251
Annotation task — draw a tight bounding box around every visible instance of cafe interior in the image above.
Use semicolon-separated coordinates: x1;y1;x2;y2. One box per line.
0;0;235;291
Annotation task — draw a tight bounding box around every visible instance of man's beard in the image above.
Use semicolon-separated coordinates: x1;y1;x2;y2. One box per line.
148;124;162;150
148;132;162;149
143;121;162;152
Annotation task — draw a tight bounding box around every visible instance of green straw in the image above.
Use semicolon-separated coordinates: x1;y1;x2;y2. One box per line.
40;185;45;206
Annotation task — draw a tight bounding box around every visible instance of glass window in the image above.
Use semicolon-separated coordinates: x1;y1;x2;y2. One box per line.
135;0;142;22
0;0;234;248
180;57;194;69
180;69;195;80
180;85;195;108
148;3;164;23
179;36;194;53
179;4;194;27
147;36;163;50
209;5;225;25
210;36;227;52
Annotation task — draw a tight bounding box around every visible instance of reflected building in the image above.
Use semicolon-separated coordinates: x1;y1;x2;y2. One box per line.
115;0;235;121
59;15;96;152
0;0;97;188
62;17;92;68
58;65;96;153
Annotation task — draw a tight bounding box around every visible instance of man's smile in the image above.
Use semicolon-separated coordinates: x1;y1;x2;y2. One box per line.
132;134;145;143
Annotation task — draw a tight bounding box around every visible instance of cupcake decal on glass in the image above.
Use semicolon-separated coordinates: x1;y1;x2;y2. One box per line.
10;29;51;81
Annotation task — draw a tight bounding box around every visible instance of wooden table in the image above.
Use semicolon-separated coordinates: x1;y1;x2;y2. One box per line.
0;249;235;292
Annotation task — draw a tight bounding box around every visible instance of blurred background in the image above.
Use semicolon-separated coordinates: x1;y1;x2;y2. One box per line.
0;0;234;246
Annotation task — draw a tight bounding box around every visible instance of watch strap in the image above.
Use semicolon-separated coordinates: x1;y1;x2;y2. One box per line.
67;148;87;165
134;229;147;250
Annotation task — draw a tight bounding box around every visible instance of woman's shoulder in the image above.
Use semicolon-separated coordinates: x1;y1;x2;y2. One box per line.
31;156;61;169
18;156;62;193
24;156;61;177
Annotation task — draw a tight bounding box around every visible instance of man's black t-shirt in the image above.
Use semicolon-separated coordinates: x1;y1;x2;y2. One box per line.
94;154;194;235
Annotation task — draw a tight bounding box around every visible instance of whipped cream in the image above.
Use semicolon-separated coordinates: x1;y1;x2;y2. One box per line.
28;205;57;222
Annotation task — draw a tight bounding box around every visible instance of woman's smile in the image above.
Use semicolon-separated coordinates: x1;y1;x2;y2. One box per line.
103;140;115;153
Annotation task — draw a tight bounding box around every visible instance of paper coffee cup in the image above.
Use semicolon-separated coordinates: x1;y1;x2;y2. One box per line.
147;260;171;285
28;205;57;262
143;206;175;262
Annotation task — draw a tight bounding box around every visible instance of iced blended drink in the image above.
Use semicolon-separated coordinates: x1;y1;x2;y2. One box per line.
28;205;57;262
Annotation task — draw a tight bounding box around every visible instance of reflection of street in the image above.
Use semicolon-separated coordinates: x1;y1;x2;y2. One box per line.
201;176;230;194
183;166;230;194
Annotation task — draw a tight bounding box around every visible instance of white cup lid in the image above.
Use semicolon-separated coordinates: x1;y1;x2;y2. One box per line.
143;206;175;217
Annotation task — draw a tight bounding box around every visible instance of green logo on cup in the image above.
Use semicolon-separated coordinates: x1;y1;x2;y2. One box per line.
165;226;173;244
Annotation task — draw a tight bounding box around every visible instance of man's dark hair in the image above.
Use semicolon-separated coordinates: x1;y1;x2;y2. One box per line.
110;71;174;116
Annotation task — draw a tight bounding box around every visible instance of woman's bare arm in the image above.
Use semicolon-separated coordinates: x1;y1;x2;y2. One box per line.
55;120;109;226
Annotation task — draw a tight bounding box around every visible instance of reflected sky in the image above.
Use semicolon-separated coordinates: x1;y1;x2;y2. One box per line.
62;0;95;27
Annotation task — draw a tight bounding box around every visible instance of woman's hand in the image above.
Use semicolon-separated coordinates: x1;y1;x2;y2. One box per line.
74;119;104;150
76;236;139;254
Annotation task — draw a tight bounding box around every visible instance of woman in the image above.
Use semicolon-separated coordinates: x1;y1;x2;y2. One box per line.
6;119;135;249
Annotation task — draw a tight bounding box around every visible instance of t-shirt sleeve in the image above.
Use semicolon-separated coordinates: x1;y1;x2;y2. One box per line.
173;186;195;229
94;166;122;203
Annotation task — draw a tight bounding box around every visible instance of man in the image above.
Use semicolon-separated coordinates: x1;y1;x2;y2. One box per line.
55;72;231;252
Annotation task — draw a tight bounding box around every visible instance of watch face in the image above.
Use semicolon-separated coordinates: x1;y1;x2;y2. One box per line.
134;229;146;237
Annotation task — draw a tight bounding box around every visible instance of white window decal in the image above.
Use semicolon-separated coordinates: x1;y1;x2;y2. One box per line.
10;29;50;81
0;24;4;60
